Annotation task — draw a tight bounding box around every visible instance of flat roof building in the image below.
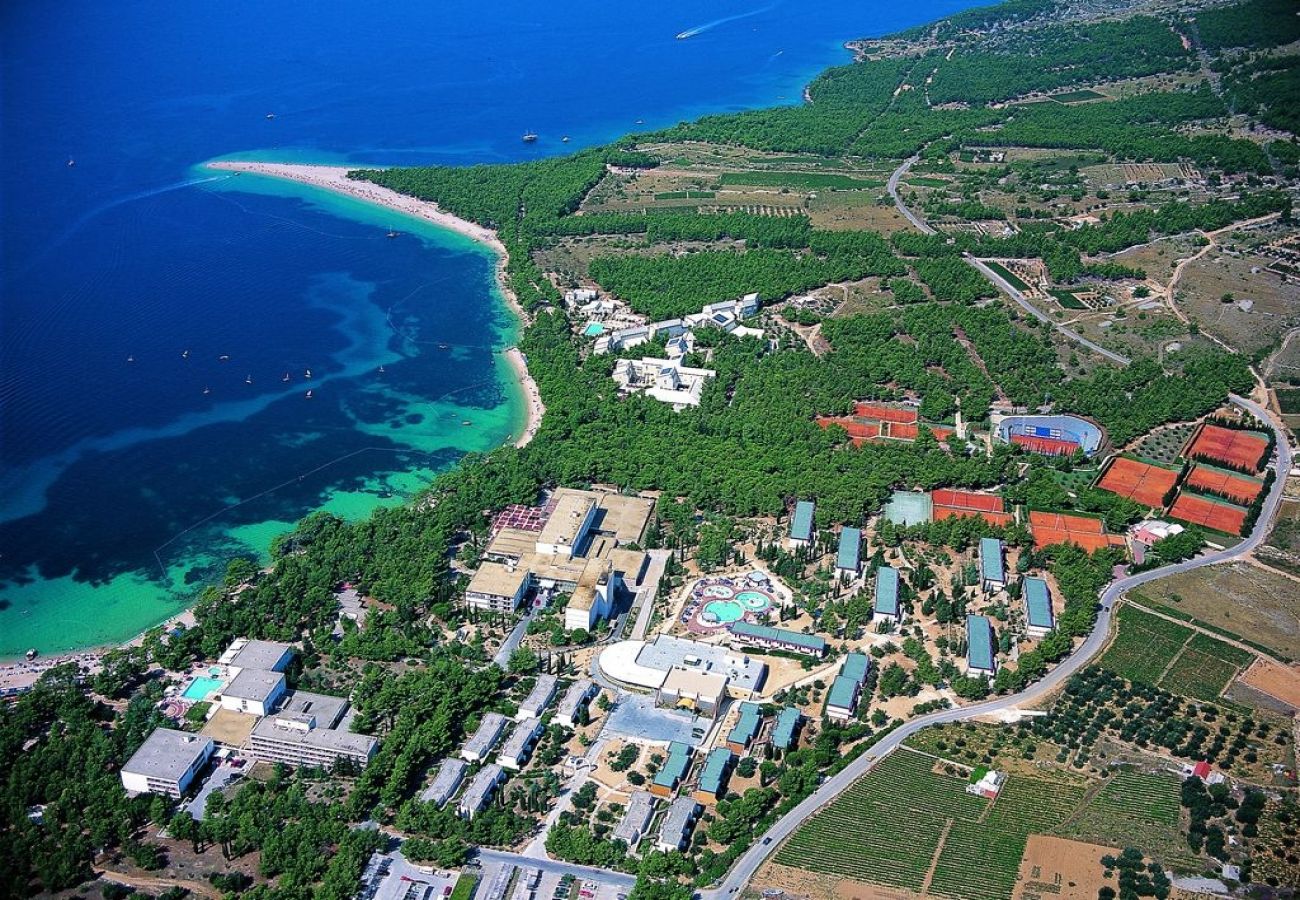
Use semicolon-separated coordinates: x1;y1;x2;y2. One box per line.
459;763;506;819
614;791;657;848
1022;576;1055;637
517;674;558;721
966;614;997;677
657;797;701;852
836;527;862;574
220;668;287;718
555;679;596;729
772;706;802;751
650;741;693;797
465;563;532;613
728;621;826;658
725;702;763;754
841;652;871;684
788;500;815;547
461;712;509;763
658;666;728;717
121;728;214;798
421;757;468;808
873;566;901;624
599;634;768;709
498;719;544;770
248;691;377;771
979;538;1007;592
693;747;734;803
222;639;295;673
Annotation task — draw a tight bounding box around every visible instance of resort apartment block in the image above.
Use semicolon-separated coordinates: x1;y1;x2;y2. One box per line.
120;728;215;798
249;690;377;770
593;293;762;356
612;357;716;410
465;488;653;633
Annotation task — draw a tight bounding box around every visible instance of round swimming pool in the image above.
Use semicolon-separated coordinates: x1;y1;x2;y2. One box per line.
702;599;745;624
702;584;735;599
735;590;772;611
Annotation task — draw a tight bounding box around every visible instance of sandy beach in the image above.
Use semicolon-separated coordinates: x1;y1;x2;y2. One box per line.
206;161;544;449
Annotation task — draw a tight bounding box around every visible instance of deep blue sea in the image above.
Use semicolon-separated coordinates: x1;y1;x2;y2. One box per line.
0;0;980;656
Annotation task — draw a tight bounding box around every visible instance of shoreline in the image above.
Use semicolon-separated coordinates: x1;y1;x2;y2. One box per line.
205;161;544;450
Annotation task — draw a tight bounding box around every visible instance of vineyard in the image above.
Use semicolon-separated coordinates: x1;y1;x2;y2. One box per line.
1058;771;1200;872
775;750;1084;900
1097;604;1192;684
1158;633;1254;702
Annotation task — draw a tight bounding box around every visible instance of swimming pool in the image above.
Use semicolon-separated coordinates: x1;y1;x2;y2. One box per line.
182;676;224;701
702;584;734;599
583;322;605;336
702;600;745;625
735;590;772;611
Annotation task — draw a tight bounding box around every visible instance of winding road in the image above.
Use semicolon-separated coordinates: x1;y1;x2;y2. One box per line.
884;156;1132;366
697;395;1289;899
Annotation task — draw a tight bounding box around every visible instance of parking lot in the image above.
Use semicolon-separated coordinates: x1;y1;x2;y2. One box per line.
358;850;460;900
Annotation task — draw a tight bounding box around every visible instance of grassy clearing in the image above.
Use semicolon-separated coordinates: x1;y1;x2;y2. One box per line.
984;261;1031;290
1052;88;1107;102
1097;604;1192;685
449;874;479;900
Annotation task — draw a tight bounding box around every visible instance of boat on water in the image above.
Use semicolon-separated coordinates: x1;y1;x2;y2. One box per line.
437;343;449;350
219;354;230;362
386;227;399;239
126;354;135;363
265;112;276;120
203;386;211;395
562;136;571;143
304;368;313;379
67;159;75;168
305;389;313;399
282;373;290;382
522;132;538;143
378;365;386;374
675;31;691;39
25;649;38;661
245;374;253;384
181;349;190;359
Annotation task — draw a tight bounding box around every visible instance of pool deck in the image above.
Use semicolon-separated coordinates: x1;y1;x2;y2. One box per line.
679;573;786;635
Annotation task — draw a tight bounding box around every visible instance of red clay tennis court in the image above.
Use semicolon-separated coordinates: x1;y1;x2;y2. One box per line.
1169;490;1249;535
1187;424;1269;472
1011;434;1080;456
1185;464;1265;505
932;489;1014;526
853;402;918;424
1096;456;1180;508
1029;510;1125;551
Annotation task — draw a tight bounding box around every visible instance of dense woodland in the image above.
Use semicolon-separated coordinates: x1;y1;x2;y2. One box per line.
4;0;1297;895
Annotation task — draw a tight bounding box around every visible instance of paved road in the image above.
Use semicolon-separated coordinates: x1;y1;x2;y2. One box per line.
885;156;936;235
630;550;672;641
695;393;1289;899
966;257;1132;366
473;849;636;891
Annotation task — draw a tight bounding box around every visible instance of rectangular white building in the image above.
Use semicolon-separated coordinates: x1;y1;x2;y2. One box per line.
121;728;214;798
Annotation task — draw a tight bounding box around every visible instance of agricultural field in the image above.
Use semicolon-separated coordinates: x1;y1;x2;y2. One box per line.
984;261;1031;291
717;171;883;190
1058;771;1201;873
1050;289;1088;310
775;749;1086;900
1129;422;1196;463
1096;603;1193;685
1051;88;1107;103
805;190;909;233
1158;632;1253;703
1253;796;1300;889
1127;563;1300;661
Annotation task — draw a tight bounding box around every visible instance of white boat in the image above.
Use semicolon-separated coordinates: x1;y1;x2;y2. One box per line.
282;373;290;382
245;375;253;384
304;368;312;379
305;390;313;399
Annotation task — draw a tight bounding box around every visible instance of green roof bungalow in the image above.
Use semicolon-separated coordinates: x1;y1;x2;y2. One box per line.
836;527;862;574
772;706;802;751
788;500;815;548
873;566;901;624
692;747;734;803
841;651;870;685
728;621;827;658
979;537;1006;592
966;614;997;677
725;702;763;754
650;741;693;798
826;674;862;722
1022;576;1054;637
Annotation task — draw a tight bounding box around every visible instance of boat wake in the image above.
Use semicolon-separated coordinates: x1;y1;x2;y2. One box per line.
676;3;776;40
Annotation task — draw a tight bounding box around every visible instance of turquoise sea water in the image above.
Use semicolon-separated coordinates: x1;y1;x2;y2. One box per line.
0;0;981;658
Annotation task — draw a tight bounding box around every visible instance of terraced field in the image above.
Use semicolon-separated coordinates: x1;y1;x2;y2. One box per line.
776;750;1085;900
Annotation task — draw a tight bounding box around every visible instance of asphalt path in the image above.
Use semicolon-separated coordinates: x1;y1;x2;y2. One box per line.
966;257;1132;366
886;156;936;235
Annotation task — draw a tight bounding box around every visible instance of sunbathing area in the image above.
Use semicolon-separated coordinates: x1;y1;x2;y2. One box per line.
678;571;788;634
1096;456;1181;508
